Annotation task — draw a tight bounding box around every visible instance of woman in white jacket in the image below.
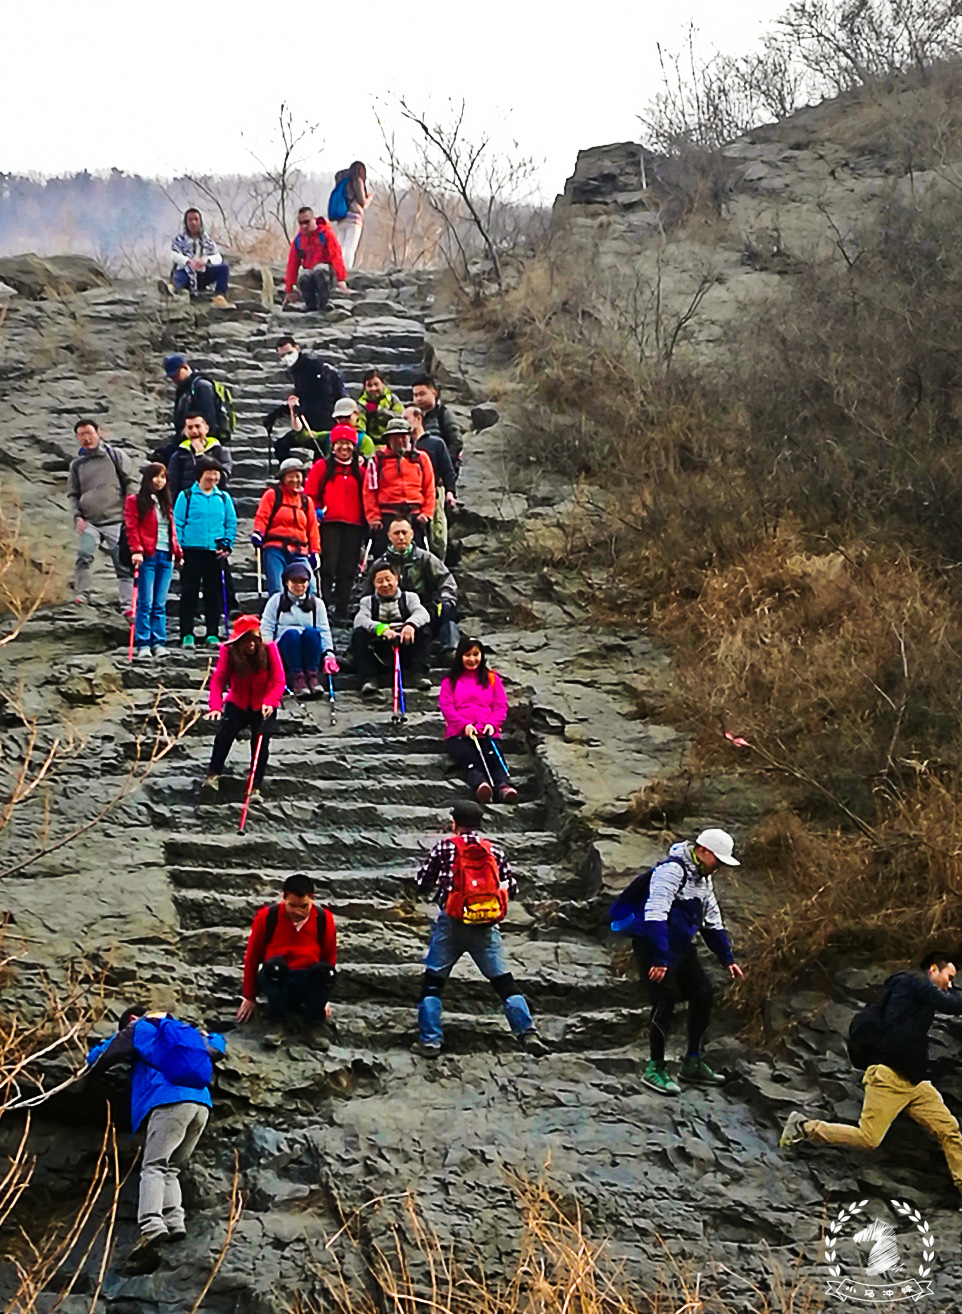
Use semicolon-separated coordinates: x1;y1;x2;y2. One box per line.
259;561;338;697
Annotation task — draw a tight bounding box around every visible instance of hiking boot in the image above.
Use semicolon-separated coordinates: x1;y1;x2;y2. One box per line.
641;1060;681;1097
290;672;309;699
152;645;169;658
476;783;493;804
361;679;379;697
304;1024;330;1051
135;646;152;660
211;294;233;309
498;785;518;803
679;1056;725;1087
182;635;195;648
262;1030;284;1049
205;634;221;647
157;279;175;297
121;1230;165;1275
518;1029;549;1057
411;1039;441;1058
416;673;432;691
164;1227;188;1244
202;774;219;794
779;1110;810;1156
305;671;319;694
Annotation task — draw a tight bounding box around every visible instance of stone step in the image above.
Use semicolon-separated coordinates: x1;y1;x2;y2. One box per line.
166;861;565;897
146;774;537;810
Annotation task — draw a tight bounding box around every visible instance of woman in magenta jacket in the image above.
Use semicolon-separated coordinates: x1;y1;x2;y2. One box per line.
124;462;182;658
203;615;285;795
439;636;517;803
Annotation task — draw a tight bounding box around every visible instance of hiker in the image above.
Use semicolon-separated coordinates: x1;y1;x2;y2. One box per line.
173;458;238;648
304;424;368;621
413;799;548;1057
330;395;375;456
405;404;457;561
362;417;436;557
251;459;321;597
166;412;232;503
351;562;431;696
611;829;744;1096
412;374;463;467
167;208;230;306
68;419;134;611
86;1005;225;1274
124;462;182;659
237;872;337;1049
329;162;372;271
362;515;459;656
440;637;516;804
358;368;404;445
273;335;347;460
163;354;221;443
204;614;284;795
780;950;962;1199
283;206;348;311
260;561;338;698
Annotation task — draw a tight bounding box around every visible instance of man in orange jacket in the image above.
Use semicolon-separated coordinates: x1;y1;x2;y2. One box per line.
362;417;436;557
283;207;348;311
251;459;321;595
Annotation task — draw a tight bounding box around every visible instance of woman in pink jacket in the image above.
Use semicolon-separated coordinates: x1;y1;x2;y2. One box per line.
439;636;517;804
204;615;285;795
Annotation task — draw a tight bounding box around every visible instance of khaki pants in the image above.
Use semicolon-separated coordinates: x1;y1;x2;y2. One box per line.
806;1063;962;1190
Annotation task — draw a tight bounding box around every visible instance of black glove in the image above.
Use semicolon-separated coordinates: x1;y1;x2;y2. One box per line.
215;538;232;554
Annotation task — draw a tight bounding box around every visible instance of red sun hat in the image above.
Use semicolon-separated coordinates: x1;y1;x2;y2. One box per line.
330;423;358;447
228;614;261;643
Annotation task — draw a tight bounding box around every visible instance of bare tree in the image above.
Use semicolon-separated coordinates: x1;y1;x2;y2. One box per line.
244;102;323;242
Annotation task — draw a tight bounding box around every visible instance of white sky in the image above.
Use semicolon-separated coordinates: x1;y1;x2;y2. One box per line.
4;0;786;198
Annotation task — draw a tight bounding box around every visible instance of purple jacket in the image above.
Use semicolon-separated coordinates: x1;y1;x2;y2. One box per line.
438;671;508;739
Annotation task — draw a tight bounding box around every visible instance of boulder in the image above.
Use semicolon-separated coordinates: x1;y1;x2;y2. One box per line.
0;253;110;300
471;403;500;431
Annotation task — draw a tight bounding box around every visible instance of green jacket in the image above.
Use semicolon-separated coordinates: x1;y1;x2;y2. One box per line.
361;543;457;607
357;387;405;443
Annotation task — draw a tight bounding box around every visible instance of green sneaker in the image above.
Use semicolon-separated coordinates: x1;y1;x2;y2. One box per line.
679;1056;725;1087
641;1059;681;1096
206;634;221;647
182;635;195;648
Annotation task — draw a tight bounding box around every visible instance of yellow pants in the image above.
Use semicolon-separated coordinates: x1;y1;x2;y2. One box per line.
806;1063;962;1190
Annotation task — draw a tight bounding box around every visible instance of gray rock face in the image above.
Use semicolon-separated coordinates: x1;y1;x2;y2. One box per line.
0;252;110;299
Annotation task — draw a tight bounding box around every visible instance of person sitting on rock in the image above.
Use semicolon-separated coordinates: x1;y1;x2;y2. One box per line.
86;1005;226;1274
68;418;134;612
413;799;547;1058
405;404;457;562
173;459;238;649
351;562;431;696
362;515;459;656
283;206;348;311
204;614;284;795
124;461;182;659
362;417;436;557
237;872;337;1050
412;374;463;468
166;411;232;503
358;368;404;445
272;335;347;464
251;459;320;597
260;561;338;698
440;637;517;804
304;424;369;622
167;207;231;306
163;354;220;443
611;829;744;1097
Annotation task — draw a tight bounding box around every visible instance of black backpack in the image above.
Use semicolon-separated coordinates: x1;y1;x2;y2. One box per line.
263;902;334;954
370;592;411;623
263;485;309;538
847;988;894;1069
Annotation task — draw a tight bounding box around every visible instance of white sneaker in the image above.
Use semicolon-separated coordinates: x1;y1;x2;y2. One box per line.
135;646;152;659
152;646;169;658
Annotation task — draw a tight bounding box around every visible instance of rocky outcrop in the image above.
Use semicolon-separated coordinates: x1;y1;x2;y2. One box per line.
0;252;110;299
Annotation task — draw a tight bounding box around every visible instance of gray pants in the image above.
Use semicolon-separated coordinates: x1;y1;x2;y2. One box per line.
298;264;333;310
429;497;448;562
138;1102;209;1238
74;521;133;607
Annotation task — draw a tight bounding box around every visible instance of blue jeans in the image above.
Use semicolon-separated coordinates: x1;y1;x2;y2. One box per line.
262;547;310;596
134;551;174;645
172;263;230;295
276;627;323;677
417;911;533;1046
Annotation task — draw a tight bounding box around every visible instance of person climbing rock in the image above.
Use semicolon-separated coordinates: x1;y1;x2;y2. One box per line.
124;461;182;659
166;412;232;503
166;207;231;306
440;637;516;803
204;615;284;795
304;425;369;621
86;1005;225;1274
163;354;220;442
413;799;547;1058
358;367;404;445
251;458;320;597
260;561;338;698
282;206;348;311
362;515;459;656
237;872;338;1049
351;562;432;696
405;404;457;561
68;418;135;612
272;335;347;458
362;417;436;557
780;950;962;1200
329;162;372;271
411;374;463;468
174;459;238;648
613;829;744;1096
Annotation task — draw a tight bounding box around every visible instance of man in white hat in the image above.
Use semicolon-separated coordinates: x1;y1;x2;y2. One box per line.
612;828;744;1096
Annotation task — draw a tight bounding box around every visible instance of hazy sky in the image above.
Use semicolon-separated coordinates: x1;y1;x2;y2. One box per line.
5;0;786;198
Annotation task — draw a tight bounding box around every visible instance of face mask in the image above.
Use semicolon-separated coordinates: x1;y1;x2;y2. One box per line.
280;350;298;368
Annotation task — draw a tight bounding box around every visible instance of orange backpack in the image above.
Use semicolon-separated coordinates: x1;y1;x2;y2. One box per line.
444;836;507;925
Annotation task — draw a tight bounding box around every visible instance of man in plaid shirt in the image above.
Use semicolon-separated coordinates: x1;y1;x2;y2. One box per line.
413;800;548;1058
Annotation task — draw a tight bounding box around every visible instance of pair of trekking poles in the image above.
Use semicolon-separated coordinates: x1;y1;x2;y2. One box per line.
467;727;512;791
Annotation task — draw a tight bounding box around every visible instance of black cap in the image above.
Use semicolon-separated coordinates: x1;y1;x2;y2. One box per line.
452;799;484;828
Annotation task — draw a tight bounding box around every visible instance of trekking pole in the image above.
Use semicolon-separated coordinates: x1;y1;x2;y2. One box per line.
238;730;265;834
328;673;337;726
256;547;263;599
484;735;512;781
359;539;371;575
391;643;407;725
467;728;496;790
127;568;139;662
221;565;230;640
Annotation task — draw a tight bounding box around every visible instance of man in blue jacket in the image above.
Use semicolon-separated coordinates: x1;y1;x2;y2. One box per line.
87;1005;226;1272
173;458;238;647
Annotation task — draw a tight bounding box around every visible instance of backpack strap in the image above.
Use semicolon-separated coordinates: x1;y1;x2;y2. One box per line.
263;486;284;537
263;902;279;947
104;444;127;495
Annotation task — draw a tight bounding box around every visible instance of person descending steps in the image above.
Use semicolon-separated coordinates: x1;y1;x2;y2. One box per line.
260;561;338;698
174;458;238;648
251;458;320;597
358;367;404;445
304;424;370;623
166;411;232;503
123;461;182;659
68;418;134;611
203;615;284;797
363;417;436;557
440;636;517;804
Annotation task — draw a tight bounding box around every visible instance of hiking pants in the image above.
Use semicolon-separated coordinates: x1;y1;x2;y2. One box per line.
320;521;364;618
333;213;363;270
258;956;334;1024
417;911;533;1046
138;1101;209;1238
172;263;230;296
74;521;133;608
298;264;333;310
180;548;235;639
208;703;274;785
262;545;310;597
134;551;173;646
349;627;431;683
277;627;324;678
446;735;509;791
805;1063;962;1190
632;938;714;1064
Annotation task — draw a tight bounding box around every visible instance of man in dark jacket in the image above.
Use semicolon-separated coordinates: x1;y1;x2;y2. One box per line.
412;374;463;467
362;515;459;655
406;404;457;561
163;354;221;441
780;951;962;1198
274;335;347;456
166;413;232;502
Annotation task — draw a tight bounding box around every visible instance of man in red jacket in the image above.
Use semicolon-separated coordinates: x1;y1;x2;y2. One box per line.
283;207;348;311
237;872;337;1049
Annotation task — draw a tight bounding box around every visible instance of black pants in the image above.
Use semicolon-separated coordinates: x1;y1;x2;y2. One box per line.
257;956;334;1023
298;264;333;311
349;627;430;682
208;703;274;784
370;510;428;559
632;938;714;1063
320;521;364;618
180;548;236;639
275;429;326;467
431;598;459;652
446;735;509;791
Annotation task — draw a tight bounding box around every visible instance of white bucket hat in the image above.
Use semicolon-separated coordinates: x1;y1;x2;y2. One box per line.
695;828;739;866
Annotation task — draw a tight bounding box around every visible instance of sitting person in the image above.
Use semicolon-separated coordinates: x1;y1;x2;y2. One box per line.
362;417;436;557
168;207;230;305
304;425;369;622
173;458;237;648
260;561;338;698
351;563;431;697
251;459;320;596
167;412;232;502
406;404;457;561
283;207;348;311
236;872;337;1050
440;637;517;804
358;368;404;445
362;515;459;656
204;615;284;794
124;461;182;659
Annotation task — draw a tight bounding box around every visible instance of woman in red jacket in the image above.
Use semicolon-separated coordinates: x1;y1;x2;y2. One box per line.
305;424;367;621
123;462;182;659
203;615;285;795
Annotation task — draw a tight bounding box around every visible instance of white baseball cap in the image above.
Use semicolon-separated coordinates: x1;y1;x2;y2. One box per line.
695;828;739;866
332;397;358;417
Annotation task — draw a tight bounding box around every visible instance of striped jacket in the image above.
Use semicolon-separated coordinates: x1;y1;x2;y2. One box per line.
640;841;734;967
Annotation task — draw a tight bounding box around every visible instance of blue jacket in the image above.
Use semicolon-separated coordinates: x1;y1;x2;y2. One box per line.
86;1014;226;1132
174;484;237;551
637;841;734;968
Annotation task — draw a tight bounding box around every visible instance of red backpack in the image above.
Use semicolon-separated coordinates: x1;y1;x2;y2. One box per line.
444;836;507;926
